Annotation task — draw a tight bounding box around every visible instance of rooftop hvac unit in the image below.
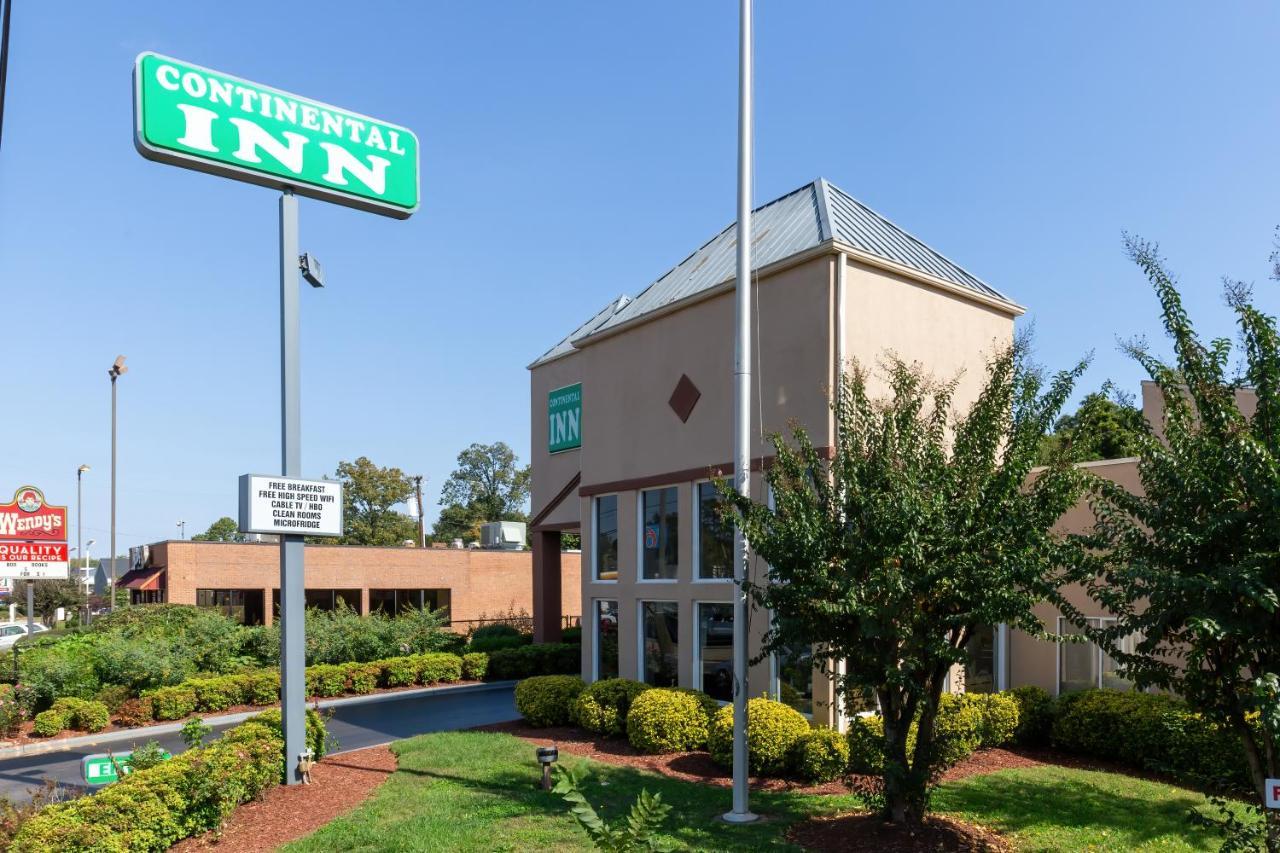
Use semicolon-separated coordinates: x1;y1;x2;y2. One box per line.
480;521;527;550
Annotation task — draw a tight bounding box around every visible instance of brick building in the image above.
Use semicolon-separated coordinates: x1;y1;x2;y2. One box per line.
117;540;581;628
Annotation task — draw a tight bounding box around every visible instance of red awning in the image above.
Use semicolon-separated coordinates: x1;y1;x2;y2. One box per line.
117;567;164;591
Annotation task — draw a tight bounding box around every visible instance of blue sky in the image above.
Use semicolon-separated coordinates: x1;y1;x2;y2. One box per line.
1;2;1277;550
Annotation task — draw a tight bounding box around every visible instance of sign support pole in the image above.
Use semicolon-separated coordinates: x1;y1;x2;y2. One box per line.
279;188;306;786
25;580;33;640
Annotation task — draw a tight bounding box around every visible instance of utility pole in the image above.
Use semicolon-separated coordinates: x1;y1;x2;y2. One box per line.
108;356;127;611
413;475;425;548
724;0;758;825
0;0;13;155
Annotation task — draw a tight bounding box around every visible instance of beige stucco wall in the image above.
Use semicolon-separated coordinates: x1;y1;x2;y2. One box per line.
843;257;1015;403
529;349;586;528
1008;458;1142;693
576;255;836;490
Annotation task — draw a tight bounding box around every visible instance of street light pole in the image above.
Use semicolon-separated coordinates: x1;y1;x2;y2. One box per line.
413;475;425;548
108;356;127;612
177;520;186;540
77;464;89;590
724;0;758;825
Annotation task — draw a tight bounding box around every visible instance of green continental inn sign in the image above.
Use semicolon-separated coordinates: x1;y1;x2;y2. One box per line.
133;52;419;218
548;383;582;453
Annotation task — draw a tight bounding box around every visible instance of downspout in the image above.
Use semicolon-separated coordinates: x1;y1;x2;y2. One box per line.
834;251;850;730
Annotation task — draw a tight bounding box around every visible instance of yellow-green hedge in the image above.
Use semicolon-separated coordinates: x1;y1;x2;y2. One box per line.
707;696;810;775
515;675;585;727
626;688;710;753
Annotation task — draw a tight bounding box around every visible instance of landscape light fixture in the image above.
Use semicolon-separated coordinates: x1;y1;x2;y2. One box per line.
536;745;558;791
298;252;324;288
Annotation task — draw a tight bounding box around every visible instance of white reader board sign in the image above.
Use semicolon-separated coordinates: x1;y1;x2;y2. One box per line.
1267;778;1280;810
239;475;343;537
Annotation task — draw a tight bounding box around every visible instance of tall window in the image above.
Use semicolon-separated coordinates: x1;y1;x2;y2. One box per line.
964;625;997;693
696;480;734;580
595;599;619;680
640;487;679;580
697;602;733;701
775;640;814;715
641;601;679;686
594;495;618;581
1058;617;1135;694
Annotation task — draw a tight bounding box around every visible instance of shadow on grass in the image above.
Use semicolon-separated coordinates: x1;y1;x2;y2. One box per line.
934;767;1236;850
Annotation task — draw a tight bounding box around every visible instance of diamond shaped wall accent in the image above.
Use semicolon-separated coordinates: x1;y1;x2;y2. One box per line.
668;374;701;423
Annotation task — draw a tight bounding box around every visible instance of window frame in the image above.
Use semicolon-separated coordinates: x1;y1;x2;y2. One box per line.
693;477;734;583
693;600;734;703
1055;615;1134;696
592;494;620;583
636;484;681;584
637;599;680;687
591;598;619;683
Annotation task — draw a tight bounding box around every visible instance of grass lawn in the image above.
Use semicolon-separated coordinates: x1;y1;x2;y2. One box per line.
933;765;1253;852
283;731;1249;852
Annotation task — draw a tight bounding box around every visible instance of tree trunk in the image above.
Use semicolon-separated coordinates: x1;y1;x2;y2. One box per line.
878;689;929;826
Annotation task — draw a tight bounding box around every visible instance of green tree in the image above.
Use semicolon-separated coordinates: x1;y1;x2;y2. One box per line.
1037;386;1147;464
30;579;86;626
433;442;530;542
334;457;418;546
191;517;244;542
725;345;1088;826
1063;236;1280;850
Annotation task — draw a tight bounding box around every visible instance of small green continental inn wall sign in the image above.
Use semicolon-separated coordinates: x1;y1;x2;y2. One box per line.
548;383;582;453
133;52;419;218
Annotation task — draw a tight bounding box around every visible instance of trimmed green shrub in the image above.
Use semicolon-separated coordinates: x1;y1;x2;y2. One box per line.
306;664;348;698
466;633;531;654
244;670;279;706
932;693;983;768
148;686;197;721
561;626;582;644
462;652;488;681
674;688;719;724
31;709;67;737
115;697;155;727
958;692;1019;748
12;716;286;851
93;685;133;713
68;699;109;733
515;675;585;727
1051;688;1250;790
470;623;523;642
626;688;709;754
379;657;418;687
190;676;244;713
250;707;329;760
343;663;380;695
486;643;579;680
415;652;463;685
790;727;850;782
1007;685;1054;746
708;697;810;775
571;678;651;737
845;696;988;776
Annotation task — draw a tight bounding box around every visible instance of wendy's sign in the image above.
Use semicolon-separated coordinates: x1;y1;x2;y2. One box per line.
0;486;67;542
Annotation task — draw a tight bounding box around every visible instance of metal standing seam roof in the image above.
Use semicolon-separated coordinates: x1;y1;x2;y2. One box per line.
528;295;632;367
531;178;1018;365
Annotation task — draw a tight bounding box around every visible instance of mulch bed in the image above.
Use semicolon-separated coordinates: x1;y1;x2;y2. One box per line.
789;812;1011;852
171;745;397;852
477;719;1052;795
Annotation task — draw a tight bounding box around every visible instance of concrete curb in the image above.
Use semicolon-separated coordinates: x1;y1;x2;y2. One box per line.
0;680;518;760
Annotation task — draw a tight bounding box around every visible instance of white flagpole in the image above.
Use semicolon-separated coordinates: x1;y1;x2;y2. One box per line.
724;0;758;825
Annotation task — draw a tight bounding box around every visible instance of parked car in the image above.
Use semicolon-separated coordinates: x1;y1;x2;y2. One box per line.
0;622;48;649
